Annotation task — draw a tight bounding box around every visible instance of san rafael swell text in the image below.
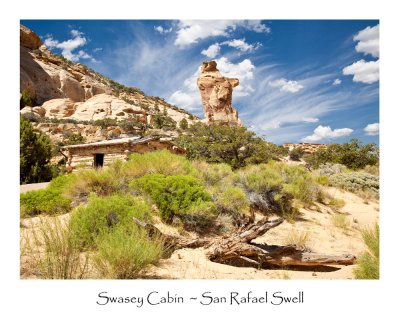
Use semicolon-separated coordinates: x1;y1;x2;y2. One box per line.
96;291;304;307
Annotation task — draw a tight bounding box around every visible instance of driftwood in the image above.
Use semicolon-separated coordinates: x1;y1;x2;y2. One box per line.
133;217;356;269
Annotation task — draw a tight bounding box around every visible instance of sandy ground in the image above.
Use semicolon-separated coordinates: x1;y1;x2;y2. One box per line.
20;182;49;193
147;187;379;280
20;187;379;280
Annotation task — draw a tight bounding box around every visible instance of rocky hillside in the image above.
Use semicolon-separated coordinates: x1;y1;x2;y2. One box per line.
20;24;199;143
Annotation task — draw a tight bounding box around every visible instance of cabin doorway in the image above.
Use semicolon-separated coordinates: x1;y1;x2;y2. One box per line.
94;153;104;168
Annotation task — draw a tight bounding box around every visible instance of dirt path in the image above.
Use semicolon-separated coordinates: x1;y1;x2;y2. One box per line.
20;182;49;193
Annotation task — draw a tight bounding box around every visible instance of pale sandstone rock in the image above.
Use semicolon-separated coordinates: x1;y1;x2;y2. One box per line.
20;25;42;49
197;60;240;125
41;98;77;119
59;70;85;102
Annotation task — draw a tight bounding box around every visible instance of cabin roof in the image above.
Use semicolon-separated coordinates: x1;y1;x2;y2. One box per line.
60;136;157;150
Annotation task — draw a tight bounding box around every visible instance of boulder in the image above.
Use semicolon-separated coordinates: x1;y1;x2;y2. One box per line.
41;98;77;118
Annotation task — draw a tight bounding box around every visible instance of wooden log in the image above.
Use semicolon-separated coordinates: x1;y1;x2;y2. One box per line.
207;242;356;267
133;217;356;269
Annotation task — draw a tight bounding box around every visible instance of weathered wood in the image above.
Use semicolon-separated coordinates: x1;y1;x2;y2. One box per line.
133;216;356;269
207;242;355;267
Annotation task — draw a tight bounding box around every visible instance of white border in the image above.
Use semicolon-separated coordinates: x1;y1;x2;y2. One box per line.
1;1;399;319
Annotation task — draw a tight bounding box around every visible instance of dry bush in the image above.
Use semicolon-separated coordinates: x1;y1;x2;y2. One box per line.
22;218;88;279
284;230;311;250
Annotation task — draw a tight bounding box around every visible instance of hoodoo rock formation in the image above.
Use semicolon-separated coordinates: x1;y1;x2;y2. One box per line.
197;61;241;125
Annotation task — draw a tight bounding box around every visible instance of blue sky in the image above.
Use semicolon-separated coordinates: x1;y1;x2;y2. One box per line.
21;20;379;145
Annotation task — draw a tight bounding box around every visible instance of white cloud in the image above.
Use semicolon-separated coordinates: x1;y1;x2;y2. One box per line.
216;57;255;97
302;125;353;142
93;47;103;53
332;78;342;85
43;29;92;62
243;20;271;33
343;59;379;84
269;78;304;93
201;43;220;58
302;117;319;123
222;38;261;52
154;25;172;34
364;123;379;136
354;24;379;58
174;20;270;47
169;90;200;111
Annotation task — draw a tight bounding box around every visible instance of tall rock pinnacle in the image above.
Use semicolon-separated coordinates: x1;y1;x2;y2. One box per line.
197;61;241;126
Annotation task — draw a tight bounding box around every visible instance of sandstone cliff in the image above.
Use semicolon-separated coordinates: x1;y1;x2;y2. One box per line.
20;24;199;143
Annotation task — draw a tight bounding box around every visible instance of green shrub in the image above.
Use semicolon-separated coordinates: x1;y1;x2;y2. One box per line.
329;172;379;198
314;175;329;185
236;162;322;218
124;150;196;178
130;173;212;222
193;162;234;186
305;139;379;170
176;123;286;169
179;201;218;233
66;161;129;199
63;132;85;145
20;174;79;217
289;148;304;161
20;117;55;184
354;224;379;279
93;225;163;279
152;113;176;130
179;118;188;130
214;187;249;217
20;189;71;217
69;194;152;250
20;89;34;108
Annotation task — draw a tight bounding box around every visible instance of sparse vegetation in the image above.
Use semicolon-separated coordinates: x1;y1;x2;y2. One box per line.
305;139;379;170
353;224;379;279
284;230;311;250
22;218;88;279
289;147;304;161
176;123;288;169
328;198;346;211
20;89;34;108
20;117;55;184
329;172;379;199
93;225;164;279
331;213;350;231
179;118;189;130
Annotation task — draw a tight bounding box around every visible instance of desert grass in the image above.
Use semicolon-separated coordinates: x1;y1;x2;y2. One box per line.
93;226;164;279
353;224;379;279
21;218;88;279
284;229;311;250
331;213;350;232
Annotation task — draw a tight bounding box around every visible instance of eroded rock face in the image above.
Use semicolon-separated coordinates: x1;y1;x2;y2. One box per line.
20;25;42;50
37;94;148;123
197;61;241;125
19;24;112;105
